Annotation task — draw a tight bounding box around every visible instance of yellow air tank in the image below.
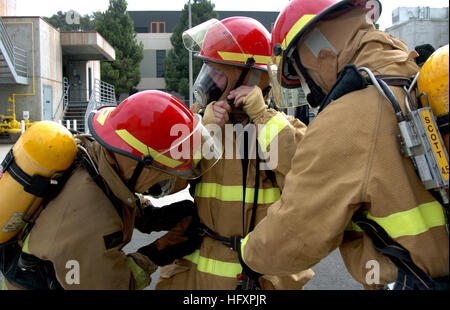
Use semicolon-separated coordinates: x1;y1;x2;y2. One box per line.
417;44;449;152
0;121;77;243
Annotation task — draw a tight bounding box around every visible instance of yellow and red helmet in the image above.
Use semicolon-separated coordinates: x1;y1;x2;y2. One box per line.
88;90;221;178
271;0;381;88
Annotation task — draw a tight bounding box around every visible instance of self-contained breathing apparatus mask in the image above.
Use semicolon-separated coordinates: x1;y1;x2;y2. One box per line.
267;56;310;110
193;63;228;108
143;178;176;198
271;43;326;110
183;18;272;110
193;59;271;110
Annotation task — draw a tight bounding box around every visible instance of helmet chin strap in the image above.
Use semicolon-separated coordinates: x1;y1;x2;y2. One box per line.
127;155;153;192
227;57;256;108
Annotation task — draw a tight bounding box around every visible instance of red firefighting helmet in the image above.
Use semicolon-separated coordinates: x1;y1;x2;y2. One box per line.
183;17;272;107
88;90;221;178
183;17;272;71
271;0;382;88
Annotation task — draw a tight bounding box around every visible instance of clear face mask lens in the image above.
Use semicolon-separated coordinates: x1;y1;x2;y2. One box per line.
193;87;208;108
193;64;227;108
267;62;308;109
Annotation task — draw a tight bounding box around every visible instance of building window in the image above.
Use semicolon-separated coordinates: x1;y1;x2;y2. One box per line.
392;14;399;25
135;26;149;33
150;22;166;33
156;50;166;78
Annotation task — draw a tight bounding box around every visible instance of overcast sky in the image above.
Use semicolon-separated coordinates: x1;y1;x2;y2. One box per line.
14;0;449;30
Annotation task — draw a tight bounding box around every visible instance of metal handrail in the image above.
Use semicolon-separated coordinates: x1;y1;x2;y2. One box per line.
13;46;28;77
53;77;70;121
0;16;29;79
93;78;116;105
84;79;117;133
0;16;15;66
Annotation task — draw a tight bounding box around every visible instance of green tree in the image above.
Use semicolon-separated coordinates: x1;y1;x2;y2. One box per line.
95;0;143;98
165;0;218;100
44;11;95;31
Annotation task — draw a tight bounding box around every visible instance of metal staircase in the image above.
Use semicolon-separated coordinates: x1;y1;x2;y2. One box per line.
0;16;29;85
63;101;89;133
60;79;116;133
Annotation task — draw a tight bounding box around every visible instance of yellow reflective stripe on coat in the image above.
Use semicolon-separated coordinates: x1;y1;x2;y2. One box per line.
22;232;31;254
257;113;290;152
217;51;271;65
193;149;202;167
195;183;281;204
240;234;251;265
126;256;148;290
115;129;183;168
347;201;446;238
184;250;242;278
282;14;316;49
1;279;7;290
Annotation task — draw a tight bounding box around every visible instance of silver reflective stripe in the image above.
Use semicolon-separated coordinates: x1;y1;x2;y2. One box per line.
304;28;338;57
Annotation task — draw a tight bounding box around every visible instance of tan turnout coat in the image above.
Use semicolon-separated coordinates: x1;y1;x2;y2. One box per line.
241;24;449;289
3;138;153;290
156;88;315;290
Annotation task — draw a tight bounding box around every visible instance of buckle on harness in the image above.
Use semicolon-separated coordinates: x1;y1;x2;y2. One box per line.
197;226;209;238
1;148;61;197
196;224;242;251
1;149;14;172
228;236;242;252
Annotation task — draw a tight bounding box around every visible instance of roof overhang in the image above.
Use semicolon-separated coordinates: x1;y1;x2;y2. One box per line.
60;31;115;61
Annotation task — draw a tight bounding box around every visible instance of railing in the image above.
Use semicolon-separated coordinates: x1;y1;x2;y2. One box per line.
84;79;117;134
0;16;15;66
92;79;116;106
13;46;28;77
0;16;28;78
53;77;70;121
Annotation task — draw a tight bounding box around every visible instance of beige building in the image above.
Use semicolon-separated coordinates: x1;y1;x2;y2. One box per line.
0;0;115;140
136;32;172;91
128;10;279;104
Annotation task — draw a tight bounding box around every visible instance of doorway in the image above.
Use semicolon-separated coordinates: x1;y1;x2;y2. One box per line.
43;86;53;120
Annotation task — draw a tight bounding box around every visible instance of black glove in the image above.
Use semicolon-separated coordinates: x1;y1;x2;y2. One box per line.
236;237;263;290
135;199;197;234
137;210;203;266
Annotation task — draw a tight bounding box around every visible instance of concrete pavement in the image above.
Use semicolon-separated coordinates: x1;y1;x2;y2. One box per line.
0;144;12;161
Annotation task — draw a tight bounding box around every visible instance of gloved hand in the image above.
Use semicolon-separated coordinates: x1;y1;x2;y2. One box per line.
137;194;152;208
236;236;263;290
136;209;203;266
229;86;267;122
190;101;203;115
135;199;198;234
202;100;231;127
127;252;158;290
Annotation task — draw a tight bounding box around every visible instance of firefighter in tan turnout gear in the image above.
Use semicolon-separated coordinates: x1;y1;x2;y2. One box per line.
238;0;449;290
0;90;219;290
154;17;314;290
